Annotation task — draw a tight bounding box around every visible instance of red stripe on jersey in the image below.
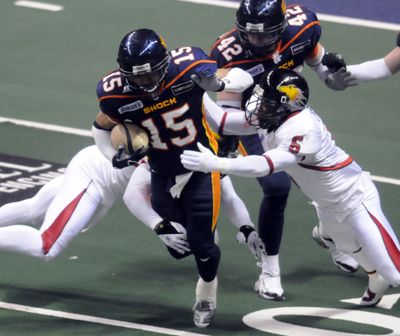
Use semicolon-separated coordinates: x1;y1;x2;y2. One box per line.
263;155;274;174
218;112;228;136
298;156;353;171
41;187;88;254
367;209;400;272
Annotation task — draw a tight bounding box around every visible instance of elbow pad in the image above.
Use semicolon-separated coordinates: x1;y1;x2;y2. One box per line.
222;68;254;93
91;123;117;162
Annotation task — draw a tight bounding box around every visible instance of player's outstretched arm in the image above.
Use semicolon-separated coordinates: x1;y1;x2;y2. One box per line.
306;43;354;90
340;33;400;85
220;176;265;259
181;143;298;177
122;163;191;256
191;67;253;93
92;111;118;161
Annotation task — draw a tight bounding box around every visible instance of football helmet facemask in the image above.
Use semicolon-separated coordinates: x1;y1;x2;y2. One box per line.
117;29;170;99
236;0;287;56
245;68;309;132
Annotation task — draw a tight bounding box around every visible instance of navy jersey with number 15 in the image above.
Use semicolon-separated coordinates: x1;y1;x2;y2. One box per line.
97;47;218;176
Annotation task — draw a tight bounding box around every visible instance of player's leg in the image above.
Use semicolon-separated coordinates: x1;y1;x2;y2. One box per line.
0;174;99;259
150;172;189;259
0;175;63;228
348;176;400;305
318;175;400;306
182;172;220;328
220;175;253;228
39;174;106;260
0;225;44;257
240;134;289;300
220;175;265;259
312;223;359;273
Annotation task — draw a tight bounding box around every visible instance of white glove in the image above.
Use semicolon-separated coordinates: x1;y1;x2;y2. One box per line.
325;67;355;90
236;225;267;260
181;142;222;173
154;220;191;254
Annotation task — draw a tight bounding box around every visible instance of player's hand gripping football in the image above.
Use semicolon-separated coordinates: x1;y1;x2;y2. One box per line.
191;69;225;92
181;142;220;173
154;220;191;255
322;52;355;90
236;225;267;260
112;144;147;169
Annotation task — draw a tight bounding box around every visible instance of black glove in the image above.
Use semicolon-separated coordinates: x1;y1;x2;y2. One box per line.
396;32;400;47
190;69;225;92
217;135;240;158
112;144;147;169
154;220;191;257
236;225;266;260
322;52;347;71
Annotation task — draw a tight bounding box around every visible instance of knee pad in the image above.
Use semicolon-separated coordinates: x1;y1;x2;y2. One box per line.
189;236;216;260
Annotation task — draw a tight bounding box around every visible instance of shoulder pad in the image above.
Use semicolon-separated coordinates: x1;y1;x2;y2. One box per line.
96;70;128;99
275;112;322;155
209;30;245;67
170;46;217;75
282;5;321;51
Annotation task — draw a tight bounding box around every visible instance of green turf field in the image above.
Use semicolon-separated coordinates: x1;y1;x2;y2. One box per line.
0;1;399;335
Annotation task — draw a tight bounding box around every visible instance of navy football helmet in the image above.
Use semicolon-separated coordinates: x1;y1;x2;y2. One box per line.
117;29;170;98
236;0;287;55
245;68;309;131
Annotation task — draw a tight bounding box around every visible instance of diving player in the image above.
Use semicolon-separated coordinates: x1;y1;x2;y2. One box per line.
0;145;188;259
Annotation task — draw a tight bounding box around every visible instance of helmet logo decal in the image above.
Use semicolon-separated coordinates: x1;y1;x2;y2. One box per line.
131;63;151;75
245;22;265;32
278;84;304;103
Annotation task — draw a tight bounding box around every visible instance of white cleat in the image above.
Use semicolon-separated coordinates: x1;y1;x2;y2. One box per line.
312;225;359;273
360;273;390;307
193;300;216;328
193;277;217;328
254;272;285;301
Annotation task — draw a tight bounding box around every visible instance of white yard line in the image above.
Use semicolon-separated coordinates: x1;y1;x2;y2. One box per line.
14;0;63;12
174;0;400;31
0;116;92;137
1;116;399;187
0;301;208;336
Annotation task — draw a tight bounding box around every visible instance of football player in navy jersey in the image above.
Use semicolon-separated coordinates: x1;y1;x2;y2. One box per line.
91;28;255;328
209;0;358;301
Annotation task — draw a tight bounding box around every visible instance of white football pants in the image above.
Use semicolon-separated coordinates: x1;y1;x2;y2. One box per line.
317;174;400;286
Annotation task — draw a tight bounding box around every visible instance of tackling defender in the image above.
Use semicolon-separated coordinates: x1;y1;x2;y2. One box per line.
0;145;262;268
181;68;400;307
